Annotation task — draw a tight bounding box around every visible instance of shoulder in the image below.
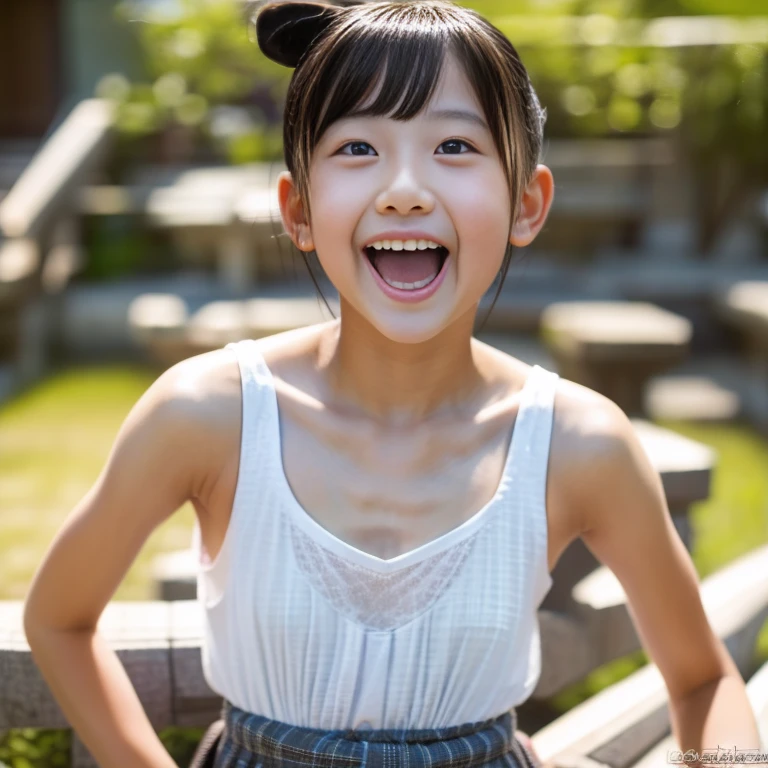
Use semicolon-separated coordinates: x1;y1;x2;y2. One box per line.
151;346;243;432
137;346;244;500
548;373;648;537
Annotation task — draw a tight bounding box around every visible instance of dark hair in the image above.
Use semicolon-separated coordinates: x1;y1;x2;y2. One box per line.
248;0;546;332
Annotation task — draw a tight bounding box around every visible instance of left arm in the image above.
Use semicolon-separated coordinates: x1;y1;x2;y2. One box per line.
567;394;762;764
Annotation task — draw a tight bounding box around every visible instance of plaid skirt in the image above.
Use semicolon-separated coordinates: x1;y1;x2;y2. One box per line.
199;699;542;768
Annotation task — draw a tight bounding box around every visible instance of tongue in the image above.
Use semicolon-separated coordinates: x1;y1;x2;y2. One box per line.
371;249;443;284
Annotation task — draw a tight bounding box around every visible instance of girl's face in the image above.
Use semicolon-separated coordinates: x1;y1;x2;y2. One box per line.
295;52;523;344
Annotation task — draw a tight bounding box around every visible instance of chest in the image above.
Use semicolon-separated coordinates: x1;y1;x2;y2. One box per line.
276;395;520;561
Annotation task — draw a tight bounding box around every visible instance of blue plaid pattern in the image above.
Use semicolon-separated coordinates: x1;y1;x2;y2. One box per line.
212;699;541;767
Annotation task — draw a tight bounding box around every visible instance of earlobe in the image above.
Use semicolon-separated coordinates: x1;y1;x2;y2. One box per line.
509;165;555;248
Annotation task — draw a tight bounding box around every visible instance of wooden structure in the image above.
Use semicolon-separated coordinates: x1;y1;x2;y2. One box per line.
0;0;63;138
0;99;114;388
537;139;676;257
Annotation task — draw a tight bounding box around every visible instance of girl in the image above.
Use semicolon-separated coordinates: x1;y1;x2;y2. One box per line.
23;1;761;767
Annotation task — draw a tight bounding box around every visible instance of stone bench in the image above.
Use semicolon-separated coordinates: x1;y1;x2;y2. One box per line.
0;231;83;389
716;281;768;373
715;281;768;434
540;301;693;416
1;600;592;766
153;548;199;601
141;165;273;293
644;374;741;424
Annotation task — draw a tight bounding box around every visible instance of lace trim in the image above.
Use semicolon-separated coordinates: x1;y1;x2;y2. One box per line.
289;519;481;631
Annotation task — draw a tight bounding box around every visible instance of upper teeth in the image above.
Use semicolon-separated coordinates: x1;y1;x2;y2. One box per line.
367;239;444;251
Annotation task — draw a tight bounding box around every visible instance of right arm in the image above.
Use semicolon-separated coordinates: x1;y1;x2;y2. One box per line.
22;353;227;768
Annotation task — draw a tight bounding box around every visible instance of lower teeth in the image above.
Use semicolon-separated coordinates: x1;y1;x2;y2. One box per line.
381;271;438;290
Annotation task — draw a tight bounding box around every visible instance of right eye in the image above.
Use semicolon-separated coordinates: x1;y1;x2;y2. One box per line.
337;141;376;156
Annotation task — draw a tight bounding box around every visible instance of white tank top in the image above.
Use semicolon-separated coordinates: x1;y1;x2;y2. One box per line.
192;338;557;730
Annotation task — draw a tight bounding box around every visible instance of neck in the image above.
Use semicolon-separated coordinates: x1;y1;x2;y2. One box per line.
314;303;490;429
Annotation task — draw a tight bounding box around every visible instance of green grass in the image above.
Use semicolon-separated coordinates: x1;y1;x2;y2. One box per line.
657;419;768;580
2;367;768;762
0;364;198;603
656;418;768;671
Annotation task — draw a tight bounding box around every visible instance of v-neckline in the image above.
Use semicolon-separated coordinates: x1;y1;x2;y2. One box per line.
251;340;541;574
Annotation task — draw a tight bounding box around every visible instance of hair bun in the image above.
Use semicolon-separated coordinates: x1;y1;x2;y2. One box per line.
250;0;360;68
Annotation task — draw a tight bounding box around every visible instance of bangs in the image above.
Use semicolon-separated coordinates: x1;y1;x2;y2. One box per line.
308;15;450;146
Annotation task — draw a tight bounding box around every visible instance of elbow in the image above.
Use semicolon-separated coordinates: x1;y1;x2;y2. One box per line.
22;590;55;643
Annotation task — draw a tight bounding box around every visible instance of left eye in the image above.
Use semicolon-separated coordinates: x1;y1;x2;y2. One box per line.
436;139;475;154
337;139;475;155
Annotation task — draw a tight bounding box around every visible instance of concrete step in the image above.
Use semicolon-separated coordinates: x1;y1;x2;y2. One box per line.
645;375;741;423
647;355;768;431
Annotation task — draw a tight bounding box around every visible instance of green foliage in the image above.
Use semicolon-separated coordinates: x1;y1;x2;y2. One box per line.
101;0;291;163
0;727;205;768
550;649;650;712
80;215;161;281
159;726;208;766
0;729;69;768
103;0;768;205
480;0;768;251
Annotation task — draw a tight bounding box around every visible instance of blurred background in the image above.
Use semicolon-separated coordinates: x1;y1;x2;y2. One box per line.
1;0;768;766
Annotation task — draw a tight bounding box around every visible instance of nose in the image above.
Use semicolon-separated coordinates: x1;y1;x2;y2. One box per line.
374;162;436;216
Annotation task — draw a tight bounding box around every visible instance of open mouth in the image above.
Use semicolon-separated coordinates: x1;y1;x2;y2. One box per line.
363;245;450;278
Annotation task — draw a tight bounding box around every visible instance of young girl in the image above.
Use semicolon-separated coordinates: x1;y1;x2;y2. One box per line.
23;1;761;767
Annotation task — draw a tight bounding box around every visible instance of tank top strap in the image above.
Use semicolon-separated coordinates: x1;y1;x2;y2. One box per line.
223;337;274;460
193;338;276;605
507;364;559;599
509;364;560;485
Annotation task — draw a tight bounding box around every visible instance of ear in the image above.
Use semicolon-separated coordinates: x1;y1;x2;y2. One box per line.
276;170;315;251
251;0;344;68
509;165;554;248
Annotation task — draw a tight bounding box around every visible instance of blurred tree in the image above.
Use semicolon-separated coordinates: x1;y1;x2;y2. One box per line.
482;1;768;254
105;0;289;164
